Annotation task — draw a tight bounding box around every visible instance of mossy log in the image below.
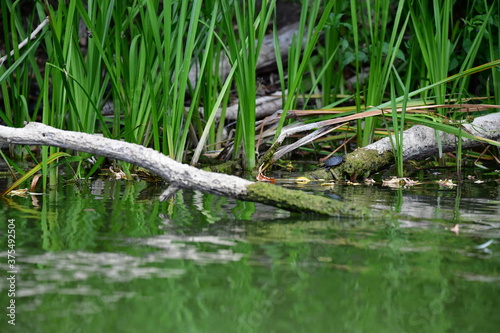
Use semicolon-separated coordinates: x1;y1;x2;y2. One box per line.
310;113;500;181
246;182;372;216
0;122;374;217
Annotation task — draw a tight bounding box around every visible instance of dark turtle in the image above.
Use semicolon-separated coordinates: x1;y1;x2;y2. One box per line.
323;156;344;172
321;155;344;178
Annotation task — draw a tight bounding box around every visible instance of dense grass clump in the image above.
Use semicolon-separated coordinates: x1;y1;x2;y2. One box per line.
1;0;499;179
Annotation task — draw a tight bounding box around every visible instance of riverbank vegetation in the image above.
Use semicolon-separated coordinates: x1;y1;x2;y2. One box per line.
1;0;499;182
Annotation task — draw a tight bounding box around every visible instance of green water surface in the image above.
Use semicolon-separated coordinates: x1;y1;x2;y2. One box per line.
1;177;499;333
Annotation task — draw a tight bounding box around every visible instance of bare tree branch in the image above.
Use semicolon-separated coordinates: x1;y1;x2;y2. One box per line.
0;17;49;67
0;122;372;217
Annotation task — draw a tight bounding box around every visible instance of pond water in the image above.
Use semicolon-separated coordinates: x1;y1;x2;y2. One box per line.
1;172;499;332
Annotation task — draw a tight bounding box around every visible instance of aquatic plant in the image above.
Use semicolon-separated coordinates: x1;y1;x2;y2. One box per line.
1;0;499;179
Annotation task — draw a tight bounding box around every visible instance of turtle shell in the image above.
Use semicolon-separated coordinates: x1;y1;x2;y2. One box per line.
323;156;344;167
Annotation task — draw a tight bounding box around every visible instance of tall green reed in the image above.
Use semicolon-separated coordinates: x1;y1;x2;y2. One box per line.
2;0;499;178
409;0;492;163
319;2;351;107
0;1;46;158
450;2;493;98
351;0;409;147
409;0;454;106
273;0;335;140
40;0;117;179
155;0;204;161
191;1;240;166
38;0;213;168
387;61;412;178
220;0;275;169
486;0;500;104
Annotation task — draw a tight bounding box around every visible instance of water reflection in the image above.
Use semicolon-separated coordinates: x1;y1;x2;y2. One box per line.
19;251;185;285
0;177;499;332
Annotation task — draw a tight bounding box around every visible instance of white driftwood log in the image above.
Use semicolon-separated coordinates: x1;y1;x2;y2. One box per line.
0;122;372;217
367;112;500;160
0;122;251;198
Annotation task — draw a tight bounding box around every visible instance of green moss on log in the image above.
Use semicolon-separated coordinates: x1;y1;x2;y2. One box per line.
245;182;373;217
304;149;394;181
202;160;242;174
342;149;393;176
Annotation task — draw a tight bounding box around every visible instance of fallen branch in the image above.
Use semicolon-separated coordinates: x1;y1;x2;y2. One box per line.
0;122;373;217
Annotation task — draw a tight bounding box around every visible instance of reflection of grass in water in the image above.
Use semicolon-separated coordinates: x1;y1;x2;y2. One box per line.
3;175;500;331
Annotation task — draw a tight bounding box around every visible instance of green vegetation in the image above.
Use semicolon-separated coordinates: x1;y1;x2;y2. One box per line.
220;0;275;169
1;0;499;180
